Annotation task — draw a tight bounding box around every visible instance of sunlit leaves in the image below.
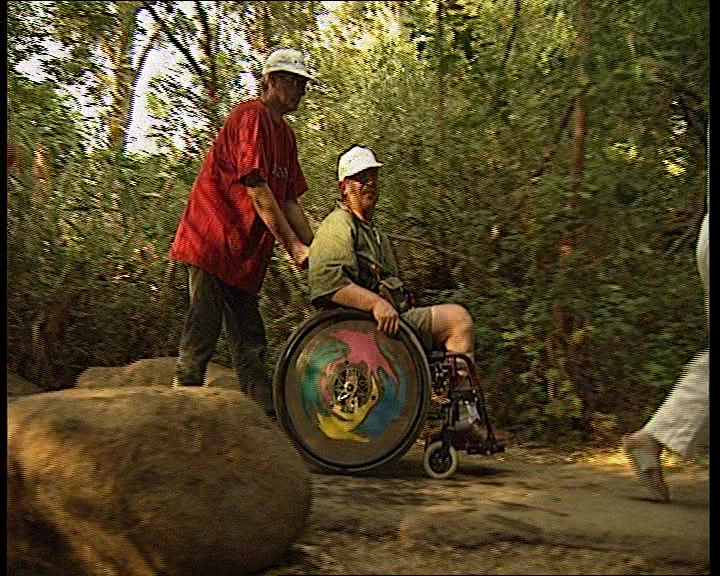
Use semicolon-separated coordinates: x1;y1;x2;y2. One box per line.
7;1;53;69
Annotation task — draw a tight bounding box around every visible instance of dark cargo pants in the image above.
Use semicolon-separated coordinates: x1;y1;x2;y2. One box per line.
175;265;273;413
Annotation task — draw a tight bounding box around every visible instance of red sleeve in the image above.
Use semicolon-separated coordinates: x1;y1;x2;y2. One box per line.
226;106;267;183
287;131;308;201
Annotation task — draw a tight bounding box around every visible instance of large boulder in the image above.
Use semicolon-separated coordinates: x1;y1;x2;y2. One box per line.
75;357;240;390
8;387;312;576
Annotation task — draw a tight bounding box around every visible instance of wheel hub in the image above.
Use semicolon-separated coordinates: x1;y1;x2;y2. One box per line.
329;362;376;415
430;447;452;472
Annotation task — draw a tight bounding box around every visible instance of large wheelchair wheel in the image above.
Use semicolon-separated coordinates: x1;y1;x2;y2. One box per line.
273;308;431;474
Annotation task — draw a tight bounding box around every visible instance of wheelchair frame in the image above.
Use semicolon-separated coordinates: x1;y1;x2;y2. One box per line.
422;350;505;477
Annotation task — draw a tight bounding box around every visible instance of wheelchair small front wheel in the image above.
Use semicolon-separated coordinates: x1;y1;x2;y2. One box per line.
423;440;458;479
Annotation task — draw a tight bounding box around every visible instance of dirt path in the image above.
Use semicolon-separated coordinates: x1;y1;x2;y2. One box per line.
262;444;709;575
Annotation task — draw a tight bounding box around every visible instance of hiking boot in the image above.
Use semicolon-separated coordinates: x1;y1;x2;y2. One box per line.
453;401;488;447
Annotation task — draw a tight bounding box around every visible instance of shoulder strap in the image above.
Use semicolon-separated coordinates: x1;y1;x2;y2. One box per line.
350;211;359;251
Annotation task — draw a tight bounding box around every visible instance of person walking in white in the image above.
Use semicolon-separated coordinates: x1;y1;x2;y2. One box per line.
623;208;709;502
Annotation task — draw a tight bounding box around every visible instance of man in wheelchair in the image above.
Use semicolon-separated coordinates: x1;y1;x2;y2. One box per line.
308;145;507;450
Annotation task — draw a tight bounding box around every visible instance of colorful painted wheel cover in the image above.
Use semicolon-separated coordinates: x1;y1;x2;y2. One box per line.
282;318;426;468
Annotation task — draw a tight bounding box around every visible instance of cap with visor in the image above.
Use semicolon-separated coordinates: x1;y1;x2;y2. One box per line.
262;49;314;80
338;146;383;181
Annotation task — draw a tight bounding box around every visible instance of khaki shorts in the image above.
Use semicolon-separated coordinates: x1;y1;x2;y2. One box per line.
401;306;434;352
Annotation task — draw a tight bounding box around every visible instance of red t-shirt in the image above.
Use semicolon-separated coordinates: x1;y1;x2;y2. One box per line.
169;99;307;293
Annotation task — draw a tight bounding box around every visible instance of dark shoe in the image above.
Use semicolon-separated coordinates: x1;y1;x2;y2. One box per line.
453;419;488;446
457;421;512;450
467;420;489;444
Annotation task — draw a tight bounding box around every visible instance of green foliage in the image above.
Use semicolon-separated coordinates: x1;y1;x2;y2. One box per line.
41;1;143;86
6;0;708;447
7;72;87;170
7;147;190;387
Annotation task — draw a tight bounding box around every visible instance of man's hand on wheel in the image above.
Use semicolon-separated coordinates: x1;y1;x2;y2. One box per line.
372;299;399;336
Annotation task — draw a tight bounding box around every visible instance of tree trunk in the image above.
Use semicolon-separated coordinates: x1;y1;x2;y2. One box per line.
123;26;162;150
436;0;446;164
104;2;138;151
570;0;590;195
545;0;592;439
31;141;51;205
558;0;590;259
195;1;222;130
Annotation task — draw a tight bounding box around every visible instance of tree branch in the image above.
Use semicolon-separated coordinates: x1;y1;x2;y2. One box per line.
436;0;446;170
141;1;210;91
123;25;163;148
133;25;162;76
499;0;521;75
194;1;213;60
386;233;483;270
194;0;221;129
492;96;576;236
531;100;575;179
486;0;521;120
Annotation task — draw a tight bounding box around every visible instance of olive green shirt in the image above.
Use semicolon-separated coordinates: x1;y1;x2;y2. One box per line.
309;202;400;306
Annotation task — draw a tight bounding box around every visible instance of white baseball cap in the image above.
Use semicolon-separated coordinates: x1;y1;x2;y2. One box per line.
338;146;384;181
262;48;314;80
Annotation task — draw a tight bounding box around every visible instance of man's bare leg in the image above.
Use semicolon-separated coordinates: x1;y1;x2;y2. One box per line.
430;303;475;378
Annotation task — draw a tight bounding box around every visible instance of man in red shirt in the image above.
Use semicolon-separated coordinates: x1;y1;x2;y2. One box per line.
169;48;314;416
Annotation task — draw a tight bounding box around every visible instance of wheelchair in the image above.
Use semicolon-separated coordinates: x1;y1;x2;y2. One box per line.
272;308;505;479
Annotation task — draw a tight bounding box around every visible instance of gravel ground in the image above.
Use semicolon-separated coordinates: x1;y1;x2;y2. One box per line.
260;444;709;575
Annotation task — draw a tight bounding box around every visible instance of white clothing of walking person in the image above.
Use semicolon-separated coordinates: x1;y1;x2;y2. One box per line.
623;209;709;502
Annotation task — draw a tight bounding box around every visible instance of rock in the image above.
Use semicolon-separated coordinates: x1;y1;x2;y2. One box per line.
8;387;312;576
7;368;43;397
121;356;181;387
399;506;543;548
75;357;240;390
75;366;123;388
